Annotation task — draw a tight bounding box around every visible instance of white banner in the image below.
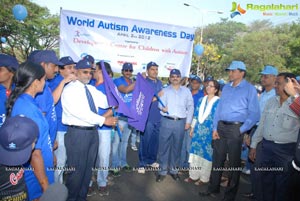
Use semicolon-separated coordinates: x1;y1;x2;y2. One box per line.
59;9;195;77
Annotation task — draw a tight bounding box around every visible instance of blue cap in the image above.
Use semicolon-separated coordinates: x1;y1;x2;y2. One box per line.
59;56;77;66
146;61;159;70
191;75;202;83
31;50;64;66
0;115;39;166
226;60;246;71
170;69;181;76
296;76;300;81
83;55;95;64
204;75;214;82
122;62;133;71
27;50;41;62
0;54;19;71
259;65;278;76
76;59;92;69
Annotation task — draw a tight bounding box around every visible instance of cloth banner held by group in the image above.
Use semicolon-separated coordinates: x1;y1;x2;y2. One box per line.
59;9;195;77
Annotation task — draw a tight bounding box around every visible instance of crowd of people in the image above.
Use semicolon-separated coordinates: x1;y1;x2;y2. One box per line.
1;50;300;201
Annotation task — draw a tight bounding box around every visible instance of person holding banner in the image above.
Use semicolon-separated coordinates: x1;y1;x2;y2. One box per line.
138;61;163;173
61;59;117;201
111;62;135;175
156;69;194;182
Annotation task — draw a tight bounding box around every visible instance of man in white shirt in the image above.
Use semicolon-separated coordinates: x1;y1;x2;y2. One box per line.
61;59;117;201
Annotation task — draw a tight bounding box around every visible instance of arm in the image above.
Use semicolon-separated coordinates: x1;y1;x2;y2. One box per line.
117;82;135;94
30;149;49;192
52;74;76;104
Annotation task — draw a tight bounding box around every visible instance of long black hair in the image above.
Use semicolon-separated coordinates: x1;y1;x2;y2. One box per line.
6;61;45;117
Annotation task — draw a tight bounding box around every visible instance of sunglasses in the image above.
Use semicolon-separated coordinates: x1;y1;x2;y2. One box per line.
123;69;133;72
81;70;93;75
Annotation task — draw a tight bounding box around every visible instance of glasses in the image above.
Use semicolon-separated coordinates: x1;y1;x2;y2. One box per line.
170;75;180;78
123;69;133;72
206;85;215;88
81;70;93;75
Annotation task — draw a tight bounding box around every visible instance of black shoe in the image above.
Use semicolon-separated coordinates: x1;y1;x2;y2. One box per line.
242;193;255;199
156;174;166;182
199;191;218;198
170;173;180;181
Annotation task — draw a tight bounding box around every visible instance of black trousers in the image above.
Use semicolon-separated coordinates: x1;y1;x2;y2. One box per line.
208;121;243;201
260;139;295;201
65;127;99;201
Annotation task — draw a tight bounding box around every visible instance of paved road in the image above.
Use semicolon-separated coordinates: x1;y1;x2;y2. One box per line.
87;146;252;201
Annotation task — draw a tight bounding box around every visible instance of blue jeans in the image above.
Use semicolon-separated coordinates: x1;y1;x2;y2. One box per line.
111;119;131;168
157;117;185;175
130;128;139;147
180;129;192;169
54;131;67;183
96;129;111;187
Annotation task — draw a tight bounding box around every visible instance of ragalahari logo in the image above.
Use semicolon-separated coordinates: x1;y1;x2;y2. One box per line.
230;2;247;18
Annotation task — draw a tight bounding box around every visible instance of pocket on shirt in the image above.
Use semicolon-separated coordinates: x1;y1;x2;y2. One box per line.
282;110;299;129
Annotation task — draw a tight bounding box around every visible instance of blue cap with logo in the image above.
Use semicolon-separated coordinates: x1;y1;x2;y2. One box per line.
259;65;278;76
0;53;19;71
204;75;214;82
122;62;133;71
59;56;77;66
83;55;95;64
146;61;159;70
31;50;64;66
226;60;246;71
191;75;202;83
170;69;181;76
76;59;92;69
0;115;39;166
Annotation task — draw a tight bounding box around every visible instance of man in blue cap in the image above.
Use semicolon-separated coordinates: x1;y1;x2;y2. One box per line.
156;69;194;182
242;65;278;200
200;61;260;201
61;59;117;201
0;54;19;127
48;56;77;183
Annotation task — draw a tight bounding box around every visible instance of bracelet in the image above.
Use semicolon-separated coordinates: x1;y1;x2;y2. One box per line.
292;160;300;171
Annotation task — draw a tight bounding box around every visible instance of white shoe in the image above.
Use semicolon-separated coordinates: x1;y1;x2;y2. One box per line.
138;167;145;174
242;167;250;175
150;162;159;168
131;145;138;151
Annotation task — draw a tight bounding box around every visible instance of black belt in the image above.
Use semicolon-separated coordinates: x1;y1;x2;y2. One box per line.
164;116;184;121
220;120;243;125
69;125;96;130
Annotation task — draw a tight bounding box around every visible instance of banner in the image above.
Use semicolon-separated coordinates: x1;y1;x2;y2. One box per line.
59;9;195;77
128;73;155;132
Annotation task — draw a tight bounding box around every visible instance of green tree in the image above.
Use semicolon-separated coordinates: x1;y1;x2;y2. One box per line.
0;0;59;61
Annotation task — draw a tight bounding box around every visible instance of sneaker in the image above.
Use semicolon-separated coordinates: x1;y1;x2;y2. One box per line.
111;170;121;177
150;162;159;168
122;165;132;172
242;167;251;175
98;186;109;196
87;187;96;197
131;145;138;151
138;167;145;174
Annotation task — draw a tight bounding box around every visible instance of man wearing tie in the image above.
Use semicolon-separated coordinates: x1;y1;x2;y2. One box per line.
61;59;117;201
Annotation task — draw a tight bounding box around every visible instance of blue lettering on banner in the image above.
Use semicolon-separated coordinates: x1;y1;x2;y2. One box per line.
66;16;95;27
180;31;194;41
131;25;177;38
97;21;129;31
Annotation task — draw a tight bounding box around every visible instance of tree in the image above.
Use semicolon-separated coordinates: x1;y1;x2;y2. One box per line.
0;0;59;61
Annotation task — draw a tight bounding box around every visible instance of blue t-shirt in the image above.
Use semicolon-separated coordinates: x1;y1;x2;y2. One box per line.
93;81;112;130
35;82;57;144
146;78;163;123
113;76;133;107
192;90;205;108
0;84;7;127
11;93;54;200
48;75;67;132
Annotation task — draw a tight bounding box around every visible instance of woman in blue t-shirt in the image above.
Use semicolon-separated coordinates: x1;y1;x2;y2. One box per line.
6;61;54;201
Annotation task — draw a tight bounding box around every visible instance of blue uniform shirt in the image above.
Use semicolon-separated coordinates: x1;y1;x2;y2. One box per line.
48;74;67;132
114;76;133;107
11;93;54;200
0;84;7;127
213;79;260;133
192;89;205;108
93;81;112;130
146;77;163;123
35;82;57;144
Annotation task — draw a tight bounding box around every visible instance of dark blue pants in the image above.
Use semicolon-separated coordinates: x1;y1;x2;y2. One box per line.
208;121;243;201
260;139;295;201
138;121;160;167
157;117;185;175
65;127;98;201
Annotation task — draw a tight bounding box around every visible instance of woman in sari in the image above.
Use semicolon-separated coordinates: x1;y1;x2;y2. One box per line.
185;80;220;185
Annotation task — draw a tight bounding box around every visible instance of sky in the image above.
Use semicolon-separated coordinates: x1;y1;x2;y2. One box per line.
30;0;300;28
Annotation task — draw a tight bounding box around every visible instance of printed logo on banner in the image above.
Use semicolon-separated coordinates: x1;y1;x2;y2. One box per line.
230;2;246;18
